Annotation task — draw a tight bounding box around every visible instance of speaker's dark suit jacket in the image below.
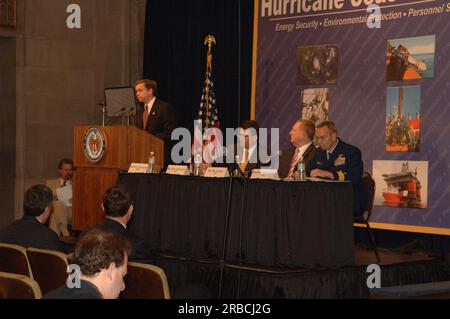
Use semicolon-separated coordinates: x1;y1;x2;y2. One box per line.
135;99;177;141
0;216;68;252
84;218;155;264
278;143;316;179
307;138;369;215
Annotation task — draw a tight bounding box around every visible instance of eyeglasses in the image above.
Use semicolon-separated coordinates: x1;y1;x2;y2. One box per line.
316;134;332;141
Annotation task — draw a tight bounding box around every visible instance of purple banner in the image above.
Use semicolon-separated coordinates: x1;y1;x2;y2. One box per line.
253;0;450;233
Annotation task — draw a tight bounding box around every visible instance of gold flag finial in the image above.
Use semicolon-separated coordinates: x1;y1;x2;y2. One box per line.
204;35;216;49
202;35;217;129
204;35;216;72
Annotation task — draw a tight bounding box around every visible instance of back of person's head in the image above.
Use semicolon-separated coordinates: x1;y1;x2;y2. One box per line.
297;119;316;141
71;230;131;278
102;184;132;218
23;185;54;217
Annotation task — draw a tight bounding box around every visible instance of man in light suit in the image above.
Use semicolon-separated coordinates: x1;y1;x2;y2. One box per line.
47;158;73;238
278;119;316;179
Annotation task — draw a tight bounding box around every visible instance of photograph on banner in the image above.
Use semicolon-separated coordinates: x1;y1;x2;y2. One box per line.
386;86;421;152
373;160;428;209
296;44;338;85
386;35;436;81
301;88;330;125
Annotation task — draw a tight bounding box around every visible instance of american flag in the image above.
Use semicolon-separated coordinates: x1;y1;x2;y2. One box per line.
198;70;219;130
194;69;221;163
194;38;221;163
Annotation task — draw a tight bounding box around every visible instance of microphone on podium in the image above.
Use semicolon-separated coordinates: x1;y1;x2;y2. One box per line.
113;107;127;116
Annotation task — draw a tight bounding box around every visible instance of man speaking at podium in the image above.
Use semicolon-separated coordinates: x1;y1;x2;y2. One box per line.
134;79;177;141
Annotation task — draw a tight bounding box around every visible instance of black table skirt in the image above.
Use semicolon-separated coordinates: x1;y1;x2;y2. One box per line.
119;173;354;268
152;256;450;298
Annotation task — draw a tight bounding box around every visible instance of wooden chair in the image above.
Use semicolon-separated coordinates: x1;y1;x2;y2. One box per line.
354;172;380;263
0;272;42;299
26;248;69;296
0;243;33;278
121;262;171;299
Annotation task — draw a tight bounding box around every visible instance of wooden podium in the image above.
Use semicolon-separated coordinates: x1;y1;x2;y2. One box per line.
72;125;164;230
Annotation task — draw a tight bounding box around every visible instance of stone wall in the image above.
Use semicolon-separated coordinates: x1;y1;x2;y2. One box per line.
0;37;16;229
0;0;146;220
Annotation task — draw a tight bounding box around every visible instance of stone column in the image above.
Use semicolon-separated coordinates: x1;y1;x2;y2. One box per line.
130;0;147;84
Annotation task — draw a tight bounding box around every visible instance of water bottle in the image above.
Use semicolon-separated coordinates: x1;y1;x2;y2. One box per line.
297;159;306;181
293;158;305;181
147;152;155;173
194;153;202;176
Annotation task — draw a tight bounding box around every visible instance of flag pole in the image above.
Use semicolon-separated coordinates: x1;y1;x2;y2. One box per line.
203;35;216;130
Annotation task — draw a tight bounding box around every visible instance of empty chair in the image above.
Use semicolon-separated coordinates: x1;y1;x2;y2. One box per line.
354;172;380;263
26;248;69;296
121;262;170;299
0;243;33;278
0;272;42;299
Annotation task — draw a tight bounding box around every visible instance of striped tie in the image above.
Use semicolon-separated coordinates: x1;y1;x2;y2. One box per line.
287;148;300;178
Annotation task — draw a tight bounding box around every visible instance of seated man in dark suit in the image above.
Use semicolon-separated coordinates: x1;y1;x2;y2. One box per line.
89;184;210;298
0;185;69;252
221;120;270;177
44;230;131;299
278;119;316;179
83;184;155;264
307;121;368;216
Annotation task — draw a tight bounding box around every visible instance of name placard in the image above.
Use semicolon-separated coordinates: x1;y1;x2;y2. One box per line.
128;163;149;174
204;167;230;178
166;165;190;176
251;169;279;180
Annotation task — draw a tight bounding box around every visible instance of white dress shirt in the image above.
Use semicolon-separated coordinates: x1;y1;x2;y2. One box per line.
327;140;340;160
297;142;312;160
145;97;157;115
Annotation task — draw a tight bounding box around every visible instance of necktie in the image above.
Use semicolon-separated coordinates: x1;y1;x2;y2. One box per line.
62;180;67;187
240;148;249;172
143;104;149;130
287;148;301;178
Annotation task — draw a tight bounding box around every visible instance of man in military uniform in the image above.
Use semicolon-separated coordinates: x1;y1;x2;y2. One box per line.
308;121;368;216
